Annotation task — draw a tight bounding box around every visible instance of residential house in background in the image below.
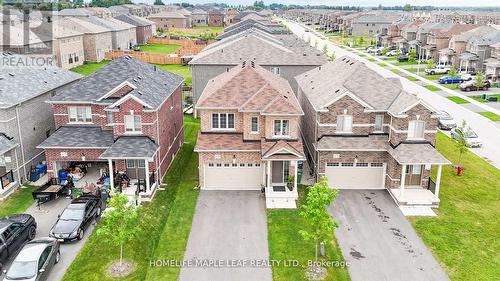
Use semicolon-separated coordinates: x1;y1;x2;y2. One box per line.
38;57;184;202
351;13;400;37
115;14;154;44
194;62;305;208
191;9;208;26
296;57;450;207
208;9;224;27
217;18;288;40
410;22;454;60
396;21;421;52
224;9;239;26
485;42;500;82
422;24;478;61
0;55;81;199
148;11;188;29
460;29;500;73
108;5;130;16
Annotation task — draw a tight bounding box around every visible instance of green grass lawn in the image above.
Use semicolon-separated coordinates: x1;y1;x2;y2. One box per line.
423;74;441;81
357;53;366;57
425;85;441;92
406;68;420;73
446;96;470;104
156;64;192;85
378;62;388;67
70;61;110;76
390;68;402;75
268;186;350;281
478;111;500;121
0;185;36;217
367;58;376;62
63;116;200;281
393;61;419;66
406;76;419;81
192;26;224;32
441;84;459;90
138;43;181;54
410;132;500;281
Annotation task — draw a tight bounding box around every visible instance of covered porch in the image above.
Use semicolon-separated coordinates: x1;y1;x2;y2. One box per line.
459;52;478;73
388;143;451;207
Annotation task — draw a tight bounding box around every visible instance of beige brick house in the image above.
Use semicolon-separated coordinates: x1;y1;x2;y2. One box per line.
296;57;450;207
194;62;305;208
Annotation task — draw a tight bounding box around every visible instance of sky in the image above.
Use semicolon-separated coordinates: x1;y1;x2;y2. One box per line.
151;0;497;7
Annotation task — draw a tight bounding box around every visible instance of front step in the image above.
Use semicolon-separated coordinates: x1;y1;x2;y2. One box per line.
399;206;437;217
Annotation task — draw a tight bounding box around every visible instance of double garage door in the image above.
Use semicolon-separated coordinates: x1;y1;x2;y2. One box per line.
204;163;263;190
325;162;386;189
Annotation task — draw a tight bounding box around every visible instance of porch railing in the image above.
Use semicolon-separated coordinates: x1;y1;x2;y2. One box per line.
427;177;436;194
0;170;14;190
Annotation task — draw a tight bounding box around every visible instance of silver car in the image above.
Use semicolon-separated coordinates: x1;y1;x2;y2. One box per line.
437;110;457;130
451;128;483;148
2;238;60;281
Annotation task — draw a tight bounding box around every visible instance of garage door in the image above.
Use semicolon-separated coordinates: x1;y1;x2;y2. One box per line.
204;163;263;190
325;162;385;189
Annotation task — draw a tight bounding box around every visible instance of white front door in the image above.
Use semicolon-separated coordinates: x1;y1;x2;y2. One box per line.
325;162;386;189
204;163;263;190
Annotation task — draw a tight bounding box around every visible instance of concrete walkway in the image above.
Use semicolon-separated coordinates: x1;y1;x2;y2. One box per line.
179;191;272;281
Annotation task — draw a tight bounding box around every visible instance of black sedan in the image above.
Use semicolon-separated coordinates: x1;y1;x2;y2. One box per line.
0;214;37;270
49;195;101;242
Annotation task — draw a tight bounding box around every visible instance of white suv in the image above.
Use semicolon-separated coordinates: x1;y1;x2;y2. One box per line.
425;65;451;75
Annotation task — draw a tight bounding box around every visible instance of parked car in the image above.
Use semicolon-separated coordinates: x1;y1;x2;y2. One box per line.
437;111;457;130
438;76;463;84
459;80;491;92
460;73;476;81
385;50;400;56
49;195;101;242
397;55;409;62
425;65;451;75
0;214;37;270
451;128;482;148
2;238;60;281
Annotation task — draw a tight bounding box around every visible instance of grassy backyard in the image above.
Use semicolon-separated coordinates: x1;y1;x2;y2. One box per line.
63;116;200;281
0;185;36;217
138;43;181;54
268;186;350;281
164;26;223;39
70;61;110;76
410;132;500;281
156;64;192;85
478;111;500;121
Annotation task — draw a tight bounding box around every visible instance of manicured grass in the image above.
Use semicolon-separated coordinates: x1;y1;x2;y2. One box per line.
268;186;350;281
406;76;419;81
164;26;223;39
410;132;500;281
441;84;459;90
390;68;402;75
406;68;420;73
367;58;376;62
378;62;388;67
393;61;419;66
191;26;224;32
0;185;36;217
70;61;110;76
357;53;366;57
138;43;181;54
446;96;470;104
470;96;488;103
381;57;394;61
63;116;200;281
425;85;441;92
423;74;441;81
478;111;500;121
156;64;192;85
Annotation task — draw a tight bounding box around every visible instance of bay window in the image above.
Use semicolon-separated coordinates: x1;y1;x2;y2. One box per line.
336;115;353;133
125;115;141;133
68;106;92;123
408;120;425;139
274;120;290;137
212;113;235;129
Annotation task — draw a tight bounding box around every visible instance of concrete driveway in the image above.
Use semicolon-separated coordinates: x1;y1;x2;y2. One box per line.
179;191;272;281
2;197;96;281
329;190;449;281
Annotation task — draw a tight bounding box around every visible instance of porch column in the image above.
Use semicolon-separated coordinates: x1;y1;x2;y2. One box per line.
435;165;442;199
400;164;406;198
293;160;298;190
145;160;150;191
267;161;271;188
108;159;114;191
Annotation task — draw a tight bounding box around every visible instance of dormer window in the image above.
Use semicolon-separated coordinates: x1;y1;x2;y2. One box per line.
336;115;353;133
68;106;92;123
125;115;141;133
408;120;425;139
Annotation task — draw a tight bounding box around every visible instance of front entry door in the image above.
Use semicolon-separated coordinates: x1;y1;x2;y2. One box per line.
272;161;283;184
126;160;146;179
405;165;423;186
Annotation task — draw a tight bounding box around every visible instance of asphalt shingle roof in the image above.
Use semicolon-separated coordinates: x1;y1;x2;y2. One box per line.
49;56;184;109
114;14;152;27
388;143;451;165
0;134;18;155
100;136;158;159
37;126;114;149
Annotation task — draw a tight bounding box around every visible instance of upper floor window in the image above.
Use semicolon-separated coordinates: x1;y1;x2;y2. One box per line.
125;115;141;133
374;115;384;132
251;116;259;133
212;113;235;129
274;120;290;137
106;111;113;125
408;120;425;139
270;67;280;75
68;106;92;123
0;155;5;166
336;115;352;133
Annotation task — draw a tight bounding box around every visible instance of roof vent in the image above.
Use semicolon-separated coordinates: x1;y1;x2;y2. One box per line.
8;73;14;77
221;49;224;53
335;89;340;93
341;57;346;61
133;78;138;82
137;91;143;95
137;76;142;79
303;53;307;56
349;62;354;65
318;66;321;70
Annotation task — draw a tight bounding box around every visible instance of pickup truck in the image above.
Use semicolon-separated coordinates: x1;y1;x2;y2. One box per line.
425;65;451;75
0;214;37;270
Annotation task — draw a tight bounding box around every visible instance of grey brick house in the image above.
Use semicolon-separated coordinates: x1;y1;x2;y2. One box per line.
0;55;81;199
296;57;450;207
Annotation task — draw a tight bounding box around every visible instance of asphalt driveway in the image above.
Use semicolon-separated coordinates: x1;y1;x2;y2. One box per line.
329;190;449;281
179;191;272;281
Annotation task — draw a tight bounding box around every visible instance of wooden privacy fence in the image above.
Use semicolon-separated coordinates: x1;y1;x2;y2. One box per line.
105;50;182;65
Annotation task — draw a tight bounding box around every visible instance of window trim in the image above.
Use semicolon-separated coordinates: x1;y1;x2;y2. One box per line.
336;115;353;134
68;106;92;124
124;115;142;134
250;116;259;133
407;120;425;140
374;114;384;132
273;119;290;137
211;113;235;130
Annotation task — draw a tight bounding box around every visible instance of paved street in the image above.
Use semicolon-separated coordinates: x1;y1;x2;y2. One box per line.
282;19;500;168
179;191;272;281
329;190;449;281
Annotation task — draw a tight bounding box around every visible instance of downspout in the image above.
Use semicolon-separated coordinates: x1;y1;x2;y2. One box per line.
15;105;27;182
155;110;160;186
14;149;21;185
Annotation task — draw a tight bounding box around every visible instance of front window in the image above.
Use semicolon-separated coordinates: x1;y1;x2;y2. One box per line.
408;120;425;139
106;111;113;124
274;120;290;137
0;155;5;166
68;106;92;123
211;113;235;129
251;116;259;133
125;115;141;133
336;115;353;133
374;115;384;132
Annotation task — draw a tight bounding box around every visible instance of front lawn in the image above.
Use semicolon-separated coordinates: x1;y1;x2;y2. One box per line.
446;96;470;104
378;62;388;67
478;111;500;121
63;116;200;281
422;74;441;81
441;84;459;90
0;185;36;217
425;85;441;92
410;132;500;281
156;64;192;85
268;186;350;281
390;68;402;75
138;43;181;54
406;76;419;81
70;61;110;76
393;61;419;66
367;58;376;62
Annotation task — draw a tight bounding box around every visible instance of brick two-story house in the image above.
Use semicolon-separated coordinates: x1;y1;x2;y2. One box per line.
296;57;450;207
194;62;305;208
37;57;184;201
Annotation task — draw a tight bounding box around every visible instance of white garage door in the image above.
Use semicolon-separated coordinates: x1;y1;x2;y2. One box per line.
325;162;385;189
204;163;263;190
